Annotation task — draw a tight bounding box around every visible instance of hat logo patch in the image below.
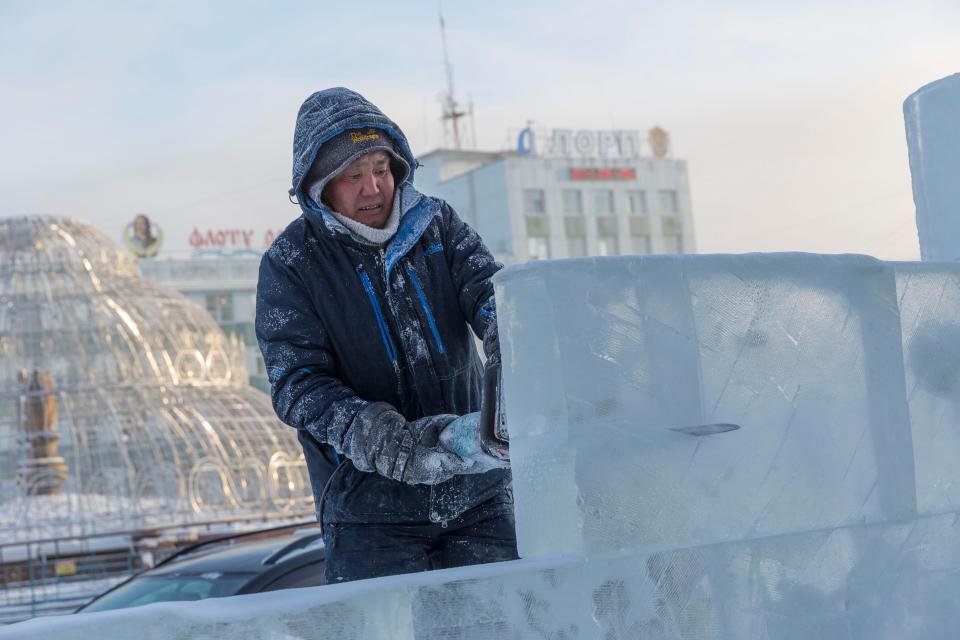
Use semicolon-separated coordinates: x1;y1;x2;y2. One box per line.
350;129;380;144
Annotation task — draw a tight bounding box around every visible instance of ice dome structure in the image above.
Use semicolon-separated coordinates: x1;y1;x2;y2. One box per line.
0;217;312;542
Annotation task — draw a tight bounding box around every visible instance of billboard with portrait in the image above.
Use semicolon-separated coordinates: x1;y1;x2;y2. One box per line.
123;214;163;258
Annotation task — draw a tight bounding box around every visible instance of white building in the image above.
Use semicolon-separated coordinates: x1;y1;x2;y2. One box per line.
414;126;696;264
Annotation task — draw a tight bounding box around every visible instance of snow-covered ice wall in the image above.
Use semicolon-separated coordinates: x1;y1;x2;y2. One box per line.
10;509;960;638
495;253;917;558
905;73;960;262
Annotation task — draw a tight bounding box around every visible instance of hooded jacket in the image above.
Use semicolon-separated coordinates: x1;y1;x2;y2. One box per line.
256;87;511;525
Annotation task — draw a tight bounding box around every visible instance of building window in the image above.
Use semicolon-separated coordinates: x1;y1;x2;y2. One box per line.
660;217;683;254
596;217;619;256
663;234;684;254
527;236;551;260
659;189;679;214
628;190;648;214
593;189;615;214
564;216;586;258
566;236;587;257
597;236;619;257
562;189;583;214
523;189;546;214
205;292;233;322
632;235;652;254
629;215;651;255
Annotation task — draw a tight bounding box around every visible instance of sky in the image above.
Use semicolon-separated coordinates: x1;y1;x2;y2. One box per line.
1;0;958;259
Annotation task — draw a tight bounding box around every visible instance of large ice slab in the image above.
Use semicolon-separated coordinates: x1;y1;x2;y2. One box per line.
894;261;960;515
494;254;916;558
904;73;960;262
9;509;960;639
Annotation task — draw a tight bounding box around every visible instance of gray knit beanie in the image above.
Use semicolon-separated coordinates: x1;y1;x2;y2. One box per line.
304;128;410;205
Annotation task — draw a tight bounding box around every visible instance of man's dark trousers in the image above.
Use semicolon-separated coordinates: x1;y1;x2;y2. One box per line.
322;498;519;583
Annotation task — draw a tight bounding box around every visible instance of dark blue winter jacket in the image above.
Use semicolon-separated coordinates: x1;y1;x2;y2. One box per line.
256;88;511;525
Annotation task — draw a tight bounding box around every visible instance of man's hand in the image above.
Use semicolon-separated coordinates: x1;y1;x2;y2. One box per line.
345;404;476;485
399;414;478;484
439;412;510;473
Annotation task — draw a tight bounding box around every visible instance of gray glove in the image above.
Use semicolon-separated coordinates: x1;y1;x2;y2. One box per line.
439;412;510;473
344;403;475;485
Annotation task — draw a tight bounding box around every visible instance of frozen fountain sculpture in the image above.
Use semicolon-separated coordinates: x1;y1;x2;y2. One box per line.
0;217;312;544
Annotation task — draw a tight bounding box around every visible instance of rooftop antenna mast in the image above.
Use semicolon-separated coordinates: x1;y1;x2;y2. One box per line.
439;8;470;149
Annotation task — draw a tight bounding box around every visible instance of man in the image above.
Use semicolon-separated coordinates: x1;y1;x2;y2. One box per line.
256;87;516;583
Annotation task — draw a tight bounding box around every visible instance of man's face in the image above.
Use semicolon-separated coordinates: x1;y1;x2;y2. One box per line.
323;150;395;229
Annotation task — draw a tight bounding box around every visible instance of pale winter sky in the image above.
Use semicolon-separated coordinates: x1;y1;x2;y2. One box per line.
1;0;957;259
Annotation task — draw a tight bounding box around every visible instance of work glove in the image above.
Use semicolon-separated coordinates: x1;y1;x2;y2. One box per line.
439;412;510;473
346;403;475;485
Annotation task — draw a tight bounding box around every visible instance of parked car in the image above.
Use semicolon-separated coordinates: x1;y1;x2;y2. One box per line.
76;523;325;613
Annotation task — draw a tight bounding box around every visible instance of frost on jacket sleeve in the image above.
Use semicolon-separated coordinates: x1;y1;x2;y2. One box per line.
256;251;409;476
441;202;501;342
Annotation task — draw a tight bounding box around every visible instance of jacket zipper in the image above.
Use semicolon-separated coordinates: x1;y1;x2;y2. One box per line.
375;247;406;398
358;267;398;366
405;265;446;354
379;247;447;525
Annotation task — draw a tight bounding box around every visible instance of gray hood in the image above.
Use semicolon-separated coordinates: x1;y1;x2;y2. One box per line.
290;87;417;214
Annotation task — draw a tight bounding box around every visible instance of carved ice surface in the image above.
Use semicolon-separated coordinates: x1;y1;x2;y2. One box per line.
495;253;916;558
904;73;960;262
894;262;960;515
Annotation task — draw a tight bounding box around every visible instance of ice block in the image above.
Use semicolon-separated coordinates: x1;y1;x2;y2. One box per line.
904;73;960;262
894;261;960;515
494;253;916;558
